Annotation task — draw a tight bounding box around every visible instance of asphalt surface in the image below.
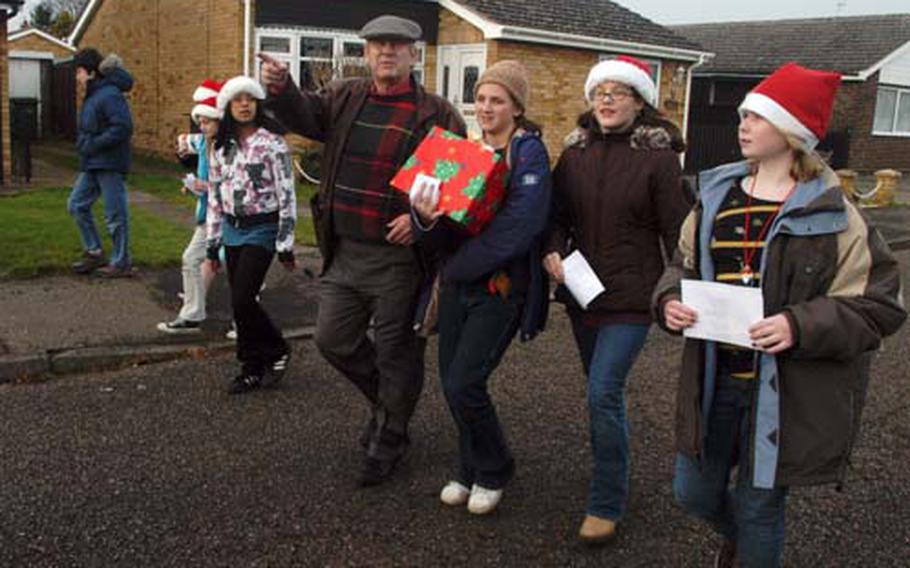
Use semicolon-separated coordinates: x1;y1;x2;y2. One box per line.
1;251;908;567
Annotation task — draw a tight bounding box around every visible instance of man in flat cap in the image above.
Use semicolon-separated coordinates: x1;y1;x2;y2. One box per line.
260;16;465;486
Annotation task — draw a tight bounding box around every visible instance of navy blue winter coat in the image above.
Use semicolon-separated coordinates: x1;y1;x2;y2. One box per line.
415;129;553;341
77;55;134;173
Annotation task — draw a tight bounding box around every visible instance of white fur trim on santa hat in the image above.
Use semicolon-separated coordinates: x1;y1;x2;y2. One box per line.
738;92;819;150
194;85;220;103
584;59;657;107
191;103;223;123
216;76;266;111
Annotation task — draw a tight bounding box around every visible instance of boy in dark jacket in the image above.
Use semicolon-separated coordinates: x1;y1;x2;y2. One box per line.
68;48;135;278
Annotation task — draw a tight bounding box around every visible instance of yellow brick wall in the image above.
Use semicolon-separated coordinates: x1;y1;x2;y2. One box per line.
438;9;484;44
487;41;595;157
78;0;248;156
9;34;75;59
1;12;10;185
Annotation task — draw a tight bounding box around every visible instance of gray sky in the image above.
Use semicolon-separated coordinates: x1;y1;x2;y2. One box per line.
8;0;910;31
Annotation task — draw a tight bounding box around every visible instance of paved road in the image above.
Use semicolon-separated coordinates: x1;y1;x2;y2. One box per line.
1;253;908;567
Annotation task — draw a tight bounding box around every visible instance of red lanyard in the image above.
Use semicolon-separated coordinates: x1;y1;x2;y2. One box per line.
740;176;796;283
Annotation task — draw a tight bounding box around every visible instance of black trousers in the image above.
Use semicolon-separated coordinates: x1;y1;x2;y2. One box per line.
225;245;288;374
437;282;522;489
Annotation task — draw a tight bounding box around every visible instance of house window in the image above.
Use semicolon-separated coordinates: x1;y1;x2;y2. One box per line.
462;66;479;104
299;35;334;89
873;86;910;136
599;53;662;100
257;29;426;89
259;33;295;83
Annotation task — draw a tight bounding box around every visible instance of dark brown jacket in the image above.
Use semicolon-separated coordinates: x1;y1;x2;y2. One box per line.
652;161;907;489
545;118;690;321
265;77;466;273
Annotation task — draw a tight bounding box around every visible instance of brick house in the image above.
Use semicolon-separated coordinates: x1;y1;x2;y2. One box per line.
1;1;25;186
673;15;910;174
69;0;710;159
8;29;76;138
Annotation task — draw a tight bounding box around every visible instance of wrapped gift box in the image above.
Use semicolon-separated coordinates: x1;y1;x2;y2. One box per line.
391;127;508;235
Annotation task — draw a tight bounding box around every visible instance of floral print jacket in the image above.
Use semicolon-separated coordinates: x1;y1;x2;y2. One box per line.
206;128;297;254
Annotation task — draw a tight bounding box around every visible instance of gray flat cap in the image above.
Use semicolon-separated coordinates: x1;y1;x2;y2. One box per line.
359;15;422;41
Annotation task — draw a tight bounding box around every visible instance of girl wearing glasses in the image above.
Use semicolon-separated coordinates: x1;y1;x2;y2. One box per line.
543;56;690;544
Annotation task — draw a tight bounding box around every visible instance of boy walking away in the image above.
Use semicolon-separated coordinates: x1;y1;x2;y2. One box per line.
68;48;135;278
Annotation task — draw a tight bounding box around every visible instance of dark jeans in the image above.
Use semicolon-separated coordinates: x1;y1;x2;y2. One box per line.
570;314;650;521
673;370;788;568
314;239;424;457
225;245;288;375
438;282;522;489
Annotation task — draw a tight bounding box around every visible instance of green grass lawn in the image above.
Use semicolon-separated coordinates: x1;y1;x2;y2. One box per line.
0;186;317;279
127;172;197;209
0;187;189;279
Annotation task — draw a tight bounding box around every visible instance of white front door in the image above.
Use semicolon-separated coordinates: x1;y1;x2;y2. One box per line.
437;44;487;135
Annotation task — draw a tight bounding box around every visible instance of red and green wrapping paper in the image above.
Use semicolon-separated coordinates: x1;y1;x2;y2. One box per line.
391;127;508;235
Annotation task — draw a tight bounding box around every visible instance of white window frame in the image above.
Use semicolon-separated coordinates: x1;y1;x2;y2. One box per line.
255;27;426;87
599;53;662;102
872;85;910;138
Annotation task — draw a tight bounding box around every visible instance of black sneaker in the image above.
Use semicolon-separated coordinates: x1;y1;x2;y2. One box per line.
227;373;264;395
359;432;410;487
72;252;105;275
713;539;737;568
157;319;202;334
263;352;291;387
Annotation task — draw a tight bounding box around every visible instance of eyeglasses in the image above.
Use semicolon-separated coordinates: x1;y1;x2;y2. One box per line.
592;89;634;103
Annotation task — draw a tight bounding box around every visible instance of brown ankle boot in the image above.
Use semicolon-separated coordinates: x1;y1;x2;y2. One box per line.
578;514;617;544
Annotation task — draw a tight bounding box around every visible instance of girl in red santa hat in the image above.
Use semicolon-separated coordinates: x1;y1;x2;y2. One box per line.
653;62;906;567
543;55;690;544
158;79;224;335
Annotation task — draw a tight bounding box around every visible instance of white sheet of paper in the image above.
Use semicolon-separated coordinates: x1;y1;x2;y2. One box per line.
409;173;441;207
562;250;606;310
681;280;764;348
183;173;203;196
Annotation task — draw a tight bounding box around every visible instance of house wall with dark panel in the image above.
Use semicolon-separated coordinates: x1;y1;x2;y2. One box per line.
257;0;439;42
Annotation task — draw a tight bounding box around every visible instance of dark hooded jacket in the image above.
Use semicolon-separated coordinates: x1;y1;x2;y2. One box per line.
77;54;134;173
544;111;691;323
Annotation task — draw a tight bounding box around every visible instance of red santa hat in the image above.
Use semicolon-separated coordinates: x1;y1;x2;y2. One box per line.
191;79;224;123
217;75;266;111
738;63;842;150
584;55;657;107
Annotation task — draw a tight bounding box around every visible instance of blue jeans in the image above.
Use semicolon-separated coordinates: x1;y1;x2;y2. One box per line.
673;371;788;568
571;317;650;521
68;171;130;268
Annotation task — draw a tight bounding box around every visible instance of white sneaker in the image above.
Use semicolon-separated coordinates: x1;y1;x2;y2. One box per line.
440;481;470;506
226;323;237;341
467;484;502;515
